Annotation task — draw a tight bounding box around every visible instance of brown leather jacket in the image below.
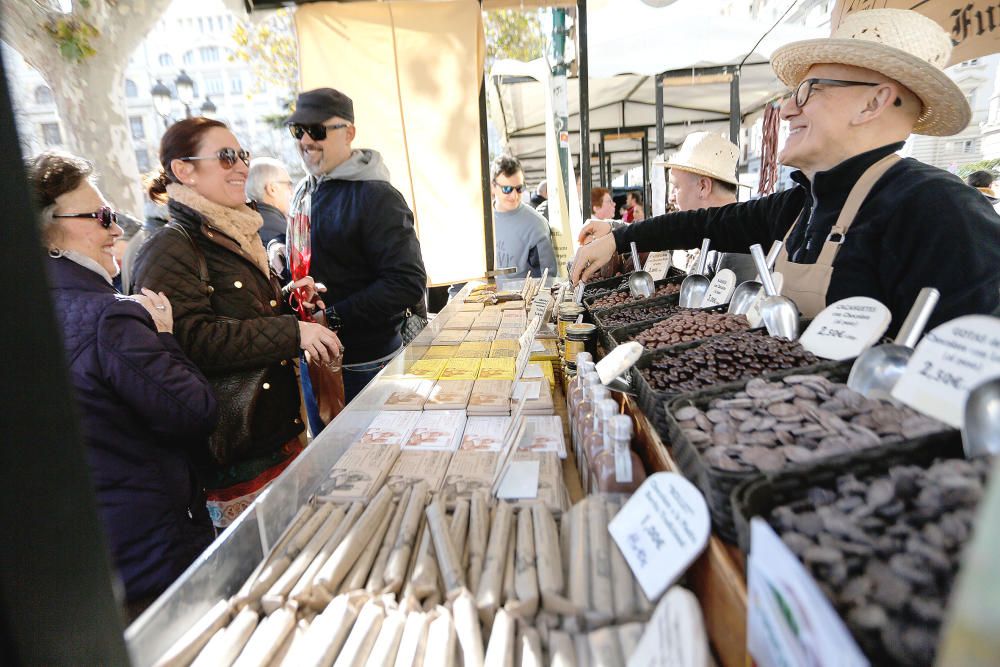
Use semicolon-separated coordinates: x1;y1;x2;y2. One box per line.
131;199;303;478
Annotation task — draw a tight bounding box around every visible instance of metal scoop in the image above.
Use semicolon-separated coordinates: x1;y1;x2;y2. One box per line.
627;242;656;299
678;238;712;307
729;240;783;315
846;287;940;399
750;243;799;340
962;376;1000;457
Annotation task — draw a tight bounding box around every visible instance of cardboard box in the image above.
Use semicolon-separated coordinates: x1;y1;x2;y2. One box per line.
442;449;499;507
517;415;566;457
454;341;491;359
386;450;453;495
467;379;512;415
424;380;474;410
459;416;511;452
478;358;516;380
382;379;435;411
315;442;401;503
439;358;482;381
422;345;458;360
356;412;422;448
463;329;497;342
430;329;467;346
512;380;555;416
405;358;448;380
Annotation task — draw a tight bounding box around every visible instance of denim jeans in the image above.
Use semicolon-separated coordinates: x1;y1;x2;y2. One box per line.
342;355;394;404
299;356;324;436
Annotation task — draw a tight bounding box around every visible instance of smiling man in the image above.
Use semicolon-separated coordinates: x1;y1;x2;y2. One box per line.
286;88;427;404
572;9;1000;333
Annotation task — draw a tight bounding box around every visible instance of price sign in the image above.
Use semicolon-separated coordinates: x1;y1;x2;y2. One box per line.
745;273;784;328
643;251;673;281
531;293;552;321
892;315;1000;428
628;587;710;667
608;473;710;600
748;519;868;667
699;269;737;308
799;297;891;360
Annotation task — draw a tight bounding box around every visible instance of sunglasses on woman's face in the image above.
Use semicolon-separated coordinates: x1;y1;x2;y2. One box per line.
179;147;251;169
52;205;118;229
494;183;525;195
288;123;351;142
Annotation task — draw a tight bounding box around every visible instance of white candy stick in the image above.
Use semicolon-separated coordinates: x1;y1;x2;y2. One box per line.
231;603;297;667
152;599;231;667
190;607;258;667
452;589;485;667
333;599;386;667
482;608;515;667
364;610;406;667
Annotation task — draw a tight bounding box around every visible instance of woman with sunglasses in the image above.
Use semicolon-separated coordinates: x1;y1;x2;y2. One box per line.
29;151;218;618
132;117;343;529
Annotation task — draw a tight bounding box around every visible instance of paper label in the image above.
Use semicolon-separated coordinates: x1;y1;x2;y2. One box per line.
699;268;737;308
459;416;510;452
892;315;1000;428
643;251;673;281
747;518;869;667
596;342;643;385
628;586;710;667
518;415;566;458
745;273;784;328
512;380;542;401
496;459;540;499
358;412;421;447
403;410;467;452
608;473;711;600
615;443;633;483
799;297;891;361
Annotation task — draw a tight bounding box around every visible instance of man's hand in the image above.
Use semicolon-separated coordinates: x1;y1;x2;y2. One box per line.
577;218;613;246
570;233;617;284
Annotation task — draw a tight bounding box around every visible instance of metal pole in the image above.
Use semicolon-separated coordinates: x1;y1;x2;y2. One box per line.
552;9;571;200
729;69;741;153
577;0;591;221
598;133;606;189
655;73;664;155
641;132;649;214
478;77;494;271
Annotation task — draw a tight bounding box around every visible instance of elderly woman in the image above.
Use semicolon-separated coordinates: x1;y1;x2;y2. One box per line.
132;117;343;528
30;151;218;615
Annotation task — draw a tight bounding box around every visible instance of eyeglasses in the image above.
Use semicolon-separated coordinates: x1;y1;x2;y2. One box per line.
52;205;118;229
494;182;526;195
288;123;351;142
785;78;880;108
179;147;251;169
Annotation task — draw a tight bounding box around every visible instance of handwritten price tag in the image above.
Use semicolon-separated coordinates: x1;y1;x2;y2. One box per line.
628;587;710;667
892;315;1000;428
699;269;737;308
799;297;891;360
643;251;672;281
608;473;710;601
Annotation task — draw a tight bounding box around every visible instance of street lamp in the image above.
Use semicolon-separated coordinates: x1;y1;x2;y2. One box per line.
151;79;173;128
175;70;195;117
200;96;217;119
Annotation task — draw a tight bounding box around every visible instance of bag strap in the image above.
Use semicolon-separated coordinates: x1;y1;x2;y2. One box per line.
166;221;211;290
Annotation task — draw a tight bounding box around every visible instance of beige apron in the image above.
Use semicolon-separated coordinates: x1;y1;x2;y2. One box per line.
774;154;901;317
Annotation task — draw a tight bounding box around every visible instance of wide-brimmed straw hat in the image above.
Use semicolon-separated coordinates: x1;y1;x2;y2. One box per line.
770;9;971;136
653;132;740;186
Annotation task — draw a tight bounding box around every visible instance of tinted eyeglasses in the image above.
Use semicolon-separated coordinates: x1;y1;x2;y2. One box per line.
785;78;879;108
179;147;251;169
52;205;118;229
288;123;351;142
494;182;526;195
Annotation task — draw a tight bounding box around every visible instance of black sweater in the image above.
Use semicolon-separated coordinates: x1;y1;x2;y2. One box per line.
310;178;427;364
615;143;1000;334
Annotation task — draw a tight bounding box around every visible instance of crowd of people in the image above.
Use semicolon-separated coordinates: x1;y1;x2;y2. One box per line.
30;88;426;617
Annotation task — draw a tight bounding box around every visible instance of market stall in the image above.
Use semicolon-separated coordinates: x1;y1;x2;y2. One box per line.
126;253;1000;666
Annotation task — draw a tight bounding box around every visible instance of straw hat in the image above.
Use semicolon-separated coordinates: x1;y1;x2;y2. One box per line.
770;9;971;136
654;132;740;185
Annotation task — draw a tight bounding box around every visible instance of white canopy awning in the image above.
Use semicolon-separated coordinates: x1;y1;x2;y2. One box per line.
490;0;827;180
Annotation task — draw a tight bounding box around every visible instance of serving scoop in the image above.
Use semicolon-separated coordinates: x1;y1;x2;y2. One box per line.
627;242;656;299
678;238;712;308
750;244;799;340
729;240;782;315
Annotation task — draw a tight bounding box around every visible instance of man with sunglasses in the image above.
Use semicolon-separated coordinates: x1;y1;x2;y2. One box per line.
492;155;558;281
286;88;427;404
572;9;1000;334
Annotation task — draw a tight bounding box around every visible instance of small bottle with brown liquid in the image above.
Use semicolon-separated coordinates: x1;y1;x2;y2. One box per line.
566;361;596;436
583;398;619;493
572;377;605;457
592;415;646;494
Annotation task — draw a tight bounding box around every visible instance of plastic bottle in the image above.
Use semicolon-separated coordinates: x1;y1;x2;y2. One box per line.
592;415;646;494
566;357;595;416
582;398;619;493
577;386;610;459
567;368;598;447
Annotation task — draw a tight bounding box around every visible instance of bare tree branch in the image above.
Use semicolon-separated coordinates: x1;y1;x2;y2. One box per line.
0;0;57;70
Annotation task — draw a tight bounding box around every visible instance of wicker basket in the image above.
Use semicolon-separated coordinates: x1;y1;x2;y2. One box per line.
663;363;958;543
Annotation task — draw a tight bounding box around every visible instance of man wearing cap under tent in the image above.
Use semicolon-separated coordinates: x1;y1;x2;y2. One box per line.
572;9;1000;334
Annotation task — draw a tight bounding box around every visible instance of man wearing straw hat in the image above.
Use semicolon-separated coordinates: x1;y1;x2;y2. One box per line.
654;131;740;271
572;9;1000;333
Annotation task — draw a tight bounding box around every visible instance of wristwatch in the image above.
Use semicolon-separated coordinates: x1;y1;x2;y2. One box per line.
324;305;343;332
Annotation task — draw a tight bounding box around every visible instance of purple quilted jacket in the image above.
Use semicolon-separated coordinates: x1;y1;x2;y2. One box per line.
47;256;217;602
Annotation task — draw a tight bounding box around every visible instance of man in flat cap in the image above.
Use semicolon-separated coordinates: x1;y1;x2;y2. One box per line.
573;9;1000;335
287;88;427;406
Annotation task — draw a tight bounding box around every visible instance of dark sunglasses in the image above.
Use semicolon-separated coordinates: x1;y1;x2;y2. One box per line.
179;147;251;169
288;123;351;142
494;183;526;195
52;205;118;229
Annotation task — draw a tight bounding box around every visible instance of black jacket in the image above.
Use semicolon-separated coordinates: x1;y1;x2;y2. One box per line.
616;143;1000;334
310;179;427;364
48;257;216;601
